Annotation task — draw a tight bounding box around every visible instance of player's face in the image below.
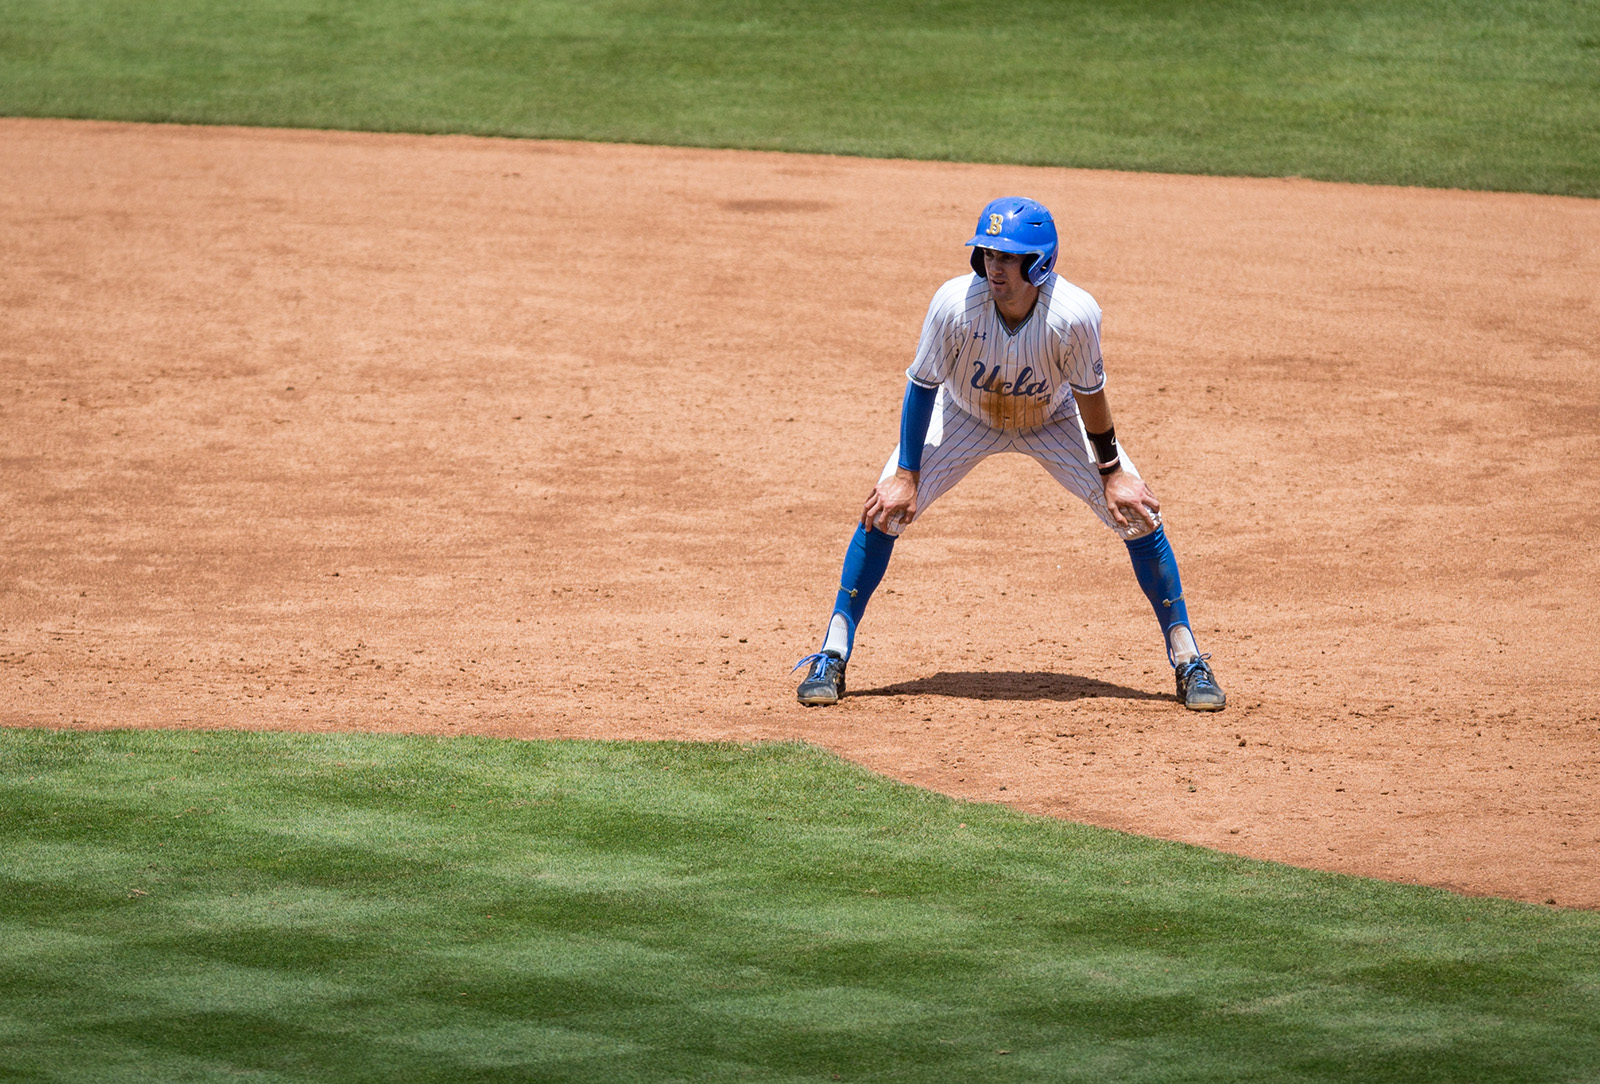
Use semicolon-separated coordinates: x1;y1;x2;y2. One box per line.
981;248;1034;305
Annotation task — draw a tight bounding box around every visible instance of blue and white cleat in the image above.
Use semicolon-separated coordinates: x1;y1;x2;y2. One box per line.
793;651;846;706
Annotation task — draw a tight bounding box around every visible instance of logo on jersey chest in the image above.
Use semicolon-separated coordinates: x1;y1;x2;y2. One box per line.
970;361;1049;398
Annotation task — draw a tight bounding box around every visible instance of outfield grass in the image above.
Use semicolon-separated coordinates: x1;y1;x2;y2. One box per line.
2;728;1597;1083
2;0;1598;195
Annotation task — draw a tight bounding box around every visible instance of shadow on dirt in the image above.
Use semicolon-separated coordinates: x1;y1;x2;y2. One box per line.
853;671;1168;703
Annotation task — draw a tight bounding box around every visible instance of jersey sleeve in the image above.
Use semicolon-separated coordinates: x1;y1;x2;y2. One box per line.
905;279;963;389
1064;297;1107;395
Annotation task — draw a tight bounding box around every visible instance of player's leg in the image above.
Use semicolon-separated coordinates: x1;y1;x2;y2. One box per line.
818;524;895;659
797;396;1005;704
1018;420;1225;710
1125;527;1224;710
794;522;891;705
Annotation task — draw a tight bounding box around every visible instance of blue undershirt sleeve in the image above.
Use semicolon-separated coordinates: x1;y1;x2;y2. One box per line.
897;380;938;472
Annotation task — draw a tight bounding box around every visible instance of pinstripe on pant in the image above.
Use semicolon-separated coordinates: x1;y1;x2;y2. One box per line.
878;386;1157;540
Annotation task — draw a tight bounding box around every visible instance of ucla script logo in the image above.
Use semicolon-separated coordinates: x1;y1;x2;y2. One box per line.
970;361;1049;398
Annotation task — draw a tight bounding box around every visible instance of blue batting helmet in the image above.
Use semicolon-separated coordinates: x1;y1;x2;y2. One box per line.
965;197;1058;286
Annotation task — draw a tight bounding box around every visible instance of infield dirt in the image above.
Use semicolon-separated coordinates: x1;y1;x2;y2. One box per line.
3;119;1597;907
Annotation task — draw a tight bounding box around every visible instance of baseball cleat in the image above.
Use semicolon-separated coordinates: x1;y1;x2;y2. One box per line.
793;651;846;706
1175;655;1226;712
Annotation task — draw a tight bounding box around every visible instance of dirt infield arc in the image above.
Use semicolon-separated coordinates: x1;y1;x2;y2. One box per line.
2;119;1597;908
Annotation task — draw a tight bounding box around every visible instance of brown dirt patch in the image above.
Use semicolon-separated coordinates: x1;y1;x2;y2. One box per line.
3;118;1597;908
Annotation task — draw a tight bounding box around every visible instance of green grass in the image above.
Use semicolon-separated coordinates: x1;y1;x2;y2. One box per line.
1;728;1597;1083
1;0;1598;195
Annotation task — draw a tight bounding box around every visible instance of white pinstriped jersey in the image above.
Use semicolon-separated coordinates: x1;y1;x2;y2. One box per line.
905;273;1105;430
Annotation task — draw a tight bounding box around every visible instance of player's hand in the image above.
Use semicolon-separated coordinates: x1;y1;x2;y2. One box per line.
862;469;918;535
1102;469;1160;532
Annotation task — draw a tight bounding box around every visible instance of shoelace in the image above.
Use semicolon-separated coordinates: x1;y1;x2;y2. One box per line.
791;652;837;674
1177;653;1214;685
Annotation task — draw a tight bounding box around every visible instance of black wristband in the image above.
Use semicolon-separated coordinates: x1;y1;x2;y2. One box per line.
1098;460;1122;477
1087;426;1118;471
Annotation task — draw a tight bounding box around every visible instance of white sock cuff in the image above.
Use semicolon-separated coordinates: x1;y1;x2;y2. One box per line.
822;612;852;658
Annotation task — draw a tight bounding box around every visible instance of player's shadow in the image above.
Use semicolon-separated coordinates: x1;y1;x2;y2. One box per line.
853;671;1168;703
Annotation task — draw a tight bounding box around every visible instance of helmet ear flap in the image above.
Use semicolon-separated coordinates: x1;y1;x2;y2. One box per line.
1025;249;1057;286
970;248;986;277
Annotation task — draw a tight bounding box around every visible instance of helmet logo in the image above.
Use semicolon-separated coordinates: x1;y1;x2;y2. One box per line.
986;213;1004;236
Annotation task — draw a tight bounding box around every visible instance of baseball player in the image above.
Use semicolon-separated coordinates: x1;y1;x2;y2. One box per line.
794;197;1226;711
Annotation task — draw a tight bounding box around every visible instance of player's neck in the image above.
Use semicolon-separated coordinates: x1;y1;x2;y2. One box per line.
992;286;1039;331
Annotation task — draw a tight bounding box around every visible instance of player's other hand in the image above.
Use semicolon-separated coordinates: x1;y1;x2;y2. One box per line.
862;469;918;535
1103;469;1160;532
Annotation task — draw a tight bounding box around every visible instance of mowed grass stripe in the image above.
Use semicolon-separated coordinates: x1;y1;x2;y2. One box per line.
1;0;1598;195
1;728;1597;1082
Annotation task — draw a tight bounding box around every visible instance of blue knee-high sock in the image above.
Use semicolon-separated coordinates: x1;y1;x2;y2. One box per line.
1124;526;1193;665
828;524;896;658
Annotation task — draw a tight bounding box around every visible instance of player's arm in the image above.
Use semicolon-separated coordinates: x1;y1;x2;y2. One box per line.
862;380;936;534
863;283;959;535
1072;387;1160;533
